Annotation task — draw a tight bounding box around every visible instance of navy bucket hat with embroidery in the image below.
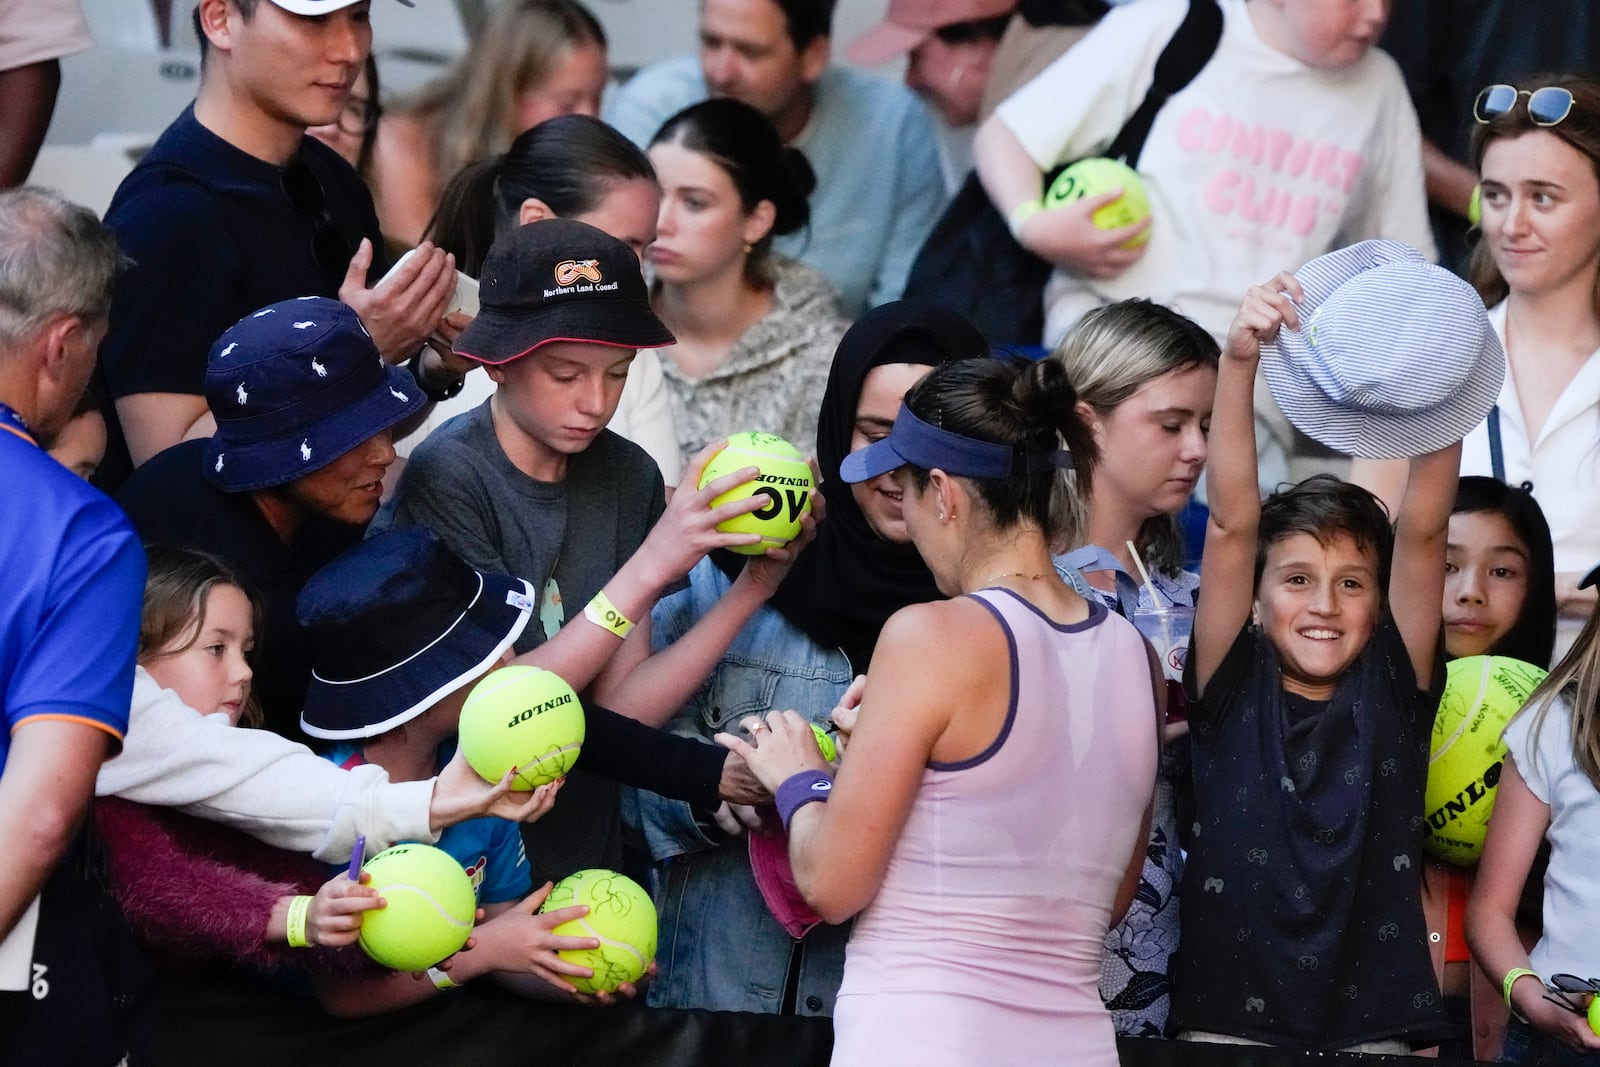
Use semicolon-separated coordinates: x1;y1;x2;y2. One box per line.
201;297;425;493
298;527;535;740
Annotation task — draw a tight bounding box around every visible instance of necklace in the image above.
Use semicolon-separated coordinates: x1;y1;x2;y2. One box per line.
985;571;1052;585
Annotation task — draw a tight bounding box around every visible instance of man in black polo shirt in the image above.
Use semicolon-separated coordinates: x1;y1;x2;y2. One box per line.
98;0;465;489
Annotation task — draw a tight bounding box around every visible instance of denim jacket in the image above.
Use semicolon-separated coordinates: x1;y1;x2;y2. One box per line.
625;558;854;1015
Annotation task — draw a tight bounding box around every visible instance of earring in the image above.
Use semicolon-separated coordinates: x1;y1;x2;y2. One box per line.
743;242;753;255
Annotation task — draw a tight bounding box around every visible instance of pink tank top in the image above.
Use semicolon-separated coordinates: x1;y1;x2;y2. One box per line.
831;588;1159;1067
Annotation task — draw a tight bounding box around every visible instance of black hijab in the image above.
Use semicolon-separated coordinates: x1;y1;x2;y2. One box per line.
719;300;989;670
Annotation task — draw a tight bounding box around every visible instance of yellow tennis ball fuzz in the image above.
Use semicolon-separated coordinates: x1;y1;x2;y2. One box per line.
458;665;585;790
811;722;837;763
1045;157;1152;248
699;432;814;556
358;844;476;972
540;869;658;994
1423;655;1546;865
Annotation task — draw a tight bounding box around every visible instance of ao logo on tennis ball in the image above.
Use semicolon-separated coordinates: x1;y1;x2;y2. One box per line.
1422;655;1546;865
699;432;814;556
357;844;475;972
458;665;585;790
1045;157;1151;248
539;869;658;994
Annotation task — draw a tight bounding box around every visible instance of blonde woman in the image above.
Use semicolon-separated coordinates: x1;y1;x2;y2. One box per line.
371;0;608;246
1052;297;1218;1037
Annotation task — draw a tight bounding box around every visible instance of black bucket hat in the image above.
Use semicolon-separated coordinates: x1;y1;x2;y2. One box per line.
453;218;675;366
202;297;425;492
297;528;535;739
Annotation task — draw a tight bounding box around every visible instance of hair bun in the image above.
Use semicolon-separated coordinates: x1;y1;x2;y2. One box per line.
1013;357;1077;429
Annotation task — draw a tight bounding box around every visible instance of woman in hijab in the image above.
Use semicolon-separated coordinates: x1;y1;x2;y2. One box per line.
592;300;987;1015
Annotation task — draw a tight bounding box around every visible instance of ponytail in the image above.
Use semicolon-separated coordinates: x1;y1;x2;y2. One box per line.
424;115;655;277
425;155;507;276
903;356;1097;545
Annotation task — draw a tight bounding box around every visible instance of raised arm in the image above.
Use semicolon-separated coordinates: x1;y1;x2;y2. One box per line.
1388;440;1460;687
1192;276;1302;694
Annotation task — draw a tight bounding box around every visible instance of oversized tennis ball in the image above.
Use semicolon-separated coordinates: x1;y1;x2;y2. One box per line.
357;843;476;971
1045;157;1152;248
540;869;658;994
458;665;584;790
698;432;814;556
1468;184;1482;226
1423;656;1547;865
811;722;837;763
1589;992;1600;1035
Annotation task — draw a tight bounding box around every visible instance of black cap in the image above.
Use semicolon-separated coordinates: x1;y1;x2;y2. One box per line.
454;218;674;366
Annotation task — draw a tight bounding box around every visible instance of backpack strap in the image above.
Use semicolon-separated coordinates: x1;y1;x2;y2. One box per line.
1103;0;1223;168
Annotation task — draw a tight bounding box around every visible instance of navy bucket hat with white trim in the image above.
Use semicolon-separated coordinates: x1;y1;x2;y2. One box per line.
201;297;425;493
1262;240;1506;460
297;527;534;740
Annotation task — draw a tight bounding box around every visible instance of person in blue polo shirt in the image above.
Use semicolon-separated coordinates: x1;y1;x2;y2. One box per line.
0;187;149;1065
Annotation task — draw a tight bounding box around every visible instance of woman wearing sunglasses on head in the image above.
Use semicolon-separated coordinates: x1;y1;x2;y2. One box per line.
1462;75;1600;660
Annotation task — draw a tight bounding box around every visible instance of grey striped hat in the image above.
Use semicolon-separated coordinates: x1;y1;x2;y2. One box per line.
1262;240;1505;459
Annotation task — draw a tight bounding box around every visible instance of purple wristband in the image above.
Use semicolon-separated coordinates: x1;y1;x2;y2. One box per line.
775;770;834;830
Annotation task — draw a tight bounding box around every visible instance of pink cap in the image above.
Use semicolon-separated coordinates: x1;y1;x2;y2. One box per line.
845;0;1017;65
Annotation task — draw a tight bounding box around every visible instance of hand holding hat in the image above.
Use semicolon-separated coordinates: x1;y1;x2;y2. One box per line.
1259;240;1505;459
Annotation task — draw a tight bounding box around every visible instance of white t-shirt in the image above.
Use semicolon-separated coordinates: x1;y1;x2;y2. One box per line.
995;0;1436;346
1504;695;1600;980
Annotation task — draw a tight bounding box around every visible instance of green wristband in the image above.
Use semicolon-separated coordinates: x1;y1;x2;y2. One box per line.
1503;967;1539;1009
285;895;313;948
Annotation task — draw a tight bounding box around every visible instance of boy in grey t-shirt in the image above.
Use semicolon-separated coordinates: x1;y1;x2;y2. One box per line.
379;218;772;883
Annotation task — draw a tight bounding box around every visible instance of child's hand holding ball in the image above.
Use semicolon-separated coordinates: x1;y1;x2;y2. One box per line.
1016;157;1153;280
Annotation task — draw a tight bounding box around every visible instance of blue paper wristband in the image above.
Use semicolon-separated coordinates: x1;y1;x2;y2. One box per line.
775;770;834;830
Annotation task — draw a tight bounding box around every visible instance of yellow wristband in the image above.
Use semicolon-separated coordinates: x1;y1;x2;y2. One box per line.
428;966;457;990
285;895;313;948
584;590;633;639
1503;967;1539;1009
1008;198;1044;241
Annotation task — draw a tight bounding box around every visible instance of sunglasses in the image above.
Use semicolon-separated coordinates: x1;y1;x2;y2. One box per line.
1541;973;1600;1017
1473;84;1575;127
281;160;355;279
